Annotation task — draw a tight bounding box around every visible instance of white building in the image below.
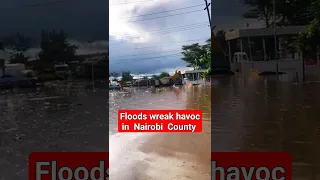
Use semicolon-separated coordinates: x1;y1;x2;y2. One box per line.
224;26;320;75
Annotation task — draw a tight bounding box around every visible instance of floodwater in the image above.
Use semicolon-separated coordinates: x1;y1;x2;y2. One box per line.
109;86;211;179
1;75;320;180
0;80;109;179
211;74;320;180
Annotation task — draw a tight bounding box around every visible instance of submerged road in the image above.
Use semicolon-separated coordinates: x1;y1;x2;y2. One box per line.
2;75;320;179
109;86;211;179
0;81;211;180
0;81;109;179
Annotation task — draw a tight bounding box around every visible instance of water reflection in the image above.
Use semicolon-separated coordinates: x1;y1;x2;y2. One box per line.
109;86;211;179
212;75;320;179
0;81;109;179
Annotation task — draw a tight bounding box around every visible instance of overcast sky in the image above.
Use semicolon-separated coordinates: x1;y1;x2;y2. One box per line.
0;0;108;60
109;0;211;74
109;0;264;74
0;0;264;74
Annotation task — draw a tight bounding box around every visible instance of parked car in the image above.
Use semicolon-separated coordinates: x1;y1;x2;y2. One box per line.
109;82;121;90
0;72;38;89
22;70;44;86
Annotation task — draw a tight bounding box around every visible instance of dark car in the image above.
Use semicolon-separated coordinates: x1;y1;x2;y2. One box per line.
22;70;44;86
0;72;38;89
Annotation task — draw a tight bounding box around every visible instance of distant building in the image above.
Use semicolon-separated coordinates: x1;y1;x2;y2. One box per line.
78;52;107;63
224;26;320;74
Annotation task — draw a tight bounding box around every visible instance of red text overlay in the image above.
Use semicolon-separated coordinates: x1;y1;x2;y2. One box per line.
211;152;291;180
118;110;202;132
29;152;109;180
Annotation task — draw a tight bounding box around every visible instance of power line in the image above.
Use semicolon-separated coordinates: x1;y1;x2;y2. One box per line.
111;50;182;60
127;22;207;34
110;0;155;6
110;49;182;58
109;22;208;45
110;53;182;64
110;37;208;48
120;4;203;19
133;39;208;50
110;38;208;57
125;9;205;23
109;24;208;41
126;22;207;36
110;39;208;59
111;42;207;55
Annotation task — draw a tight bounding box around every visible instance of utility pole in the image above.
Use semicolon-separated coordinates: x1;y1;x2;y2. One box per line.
89;41;96;92
204;0;211;29
273;0;279;80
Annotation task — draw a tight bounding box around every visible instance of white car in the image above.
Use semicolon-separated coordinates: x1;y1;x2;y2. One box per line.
109;83;121;90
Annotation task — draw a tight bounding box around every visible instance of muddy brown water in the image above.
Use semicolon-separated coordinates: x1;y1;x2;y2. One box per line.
1;76;320;179
0;81;109;179
109;86;211;179
211;75;320;180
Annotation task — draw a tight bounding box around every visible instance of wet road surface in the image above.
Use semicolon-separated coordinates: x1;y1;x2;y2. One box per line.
211;75;320;180
109;86;211;179
0;81;109;179
2;75;320;180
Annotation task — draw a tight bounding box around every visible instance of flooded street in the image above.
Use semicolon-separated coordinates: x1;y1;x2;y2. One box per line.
1;76;320;179
109;86;211;179
212;75;320;180
0;81;109;179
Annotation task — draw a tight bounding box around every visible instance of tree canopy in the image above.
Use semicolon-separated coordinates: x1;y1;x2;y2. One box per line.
121;71;133;81
0;33;31;64
180;38;211;77
110;72;120;77
181;38;211;70
240;0;320;57
241;0;312;27
39;30;78;64
159;72;170;79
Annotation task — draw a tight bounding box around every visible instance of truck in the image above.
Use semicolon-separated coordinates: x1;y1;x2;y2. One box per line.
0;63;25;75
54;63;71;79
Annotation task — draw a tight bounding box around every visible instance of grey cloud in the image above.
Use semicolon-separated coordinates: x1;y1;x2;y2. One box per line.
1;0;108;41
110;56;186;73
109;0;210;73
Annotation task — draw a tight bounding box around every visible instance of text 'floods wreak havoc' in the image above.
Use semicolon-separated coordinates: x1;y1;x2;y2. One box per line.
119;112;201;121
118;110;202;133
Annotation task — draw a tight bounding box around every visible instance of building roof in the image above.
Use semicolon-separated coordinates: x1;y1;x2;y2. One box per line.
225;26;308;40
181;69;207;74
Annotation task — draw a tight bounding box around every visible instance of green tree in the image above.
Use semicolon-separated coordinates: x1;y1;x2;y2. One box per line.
241;0;311;27
277;0;311;26
241;0;274;27
181;38;211;69
39;30;78;64
181;38;212;77
294;0;320;58
1;33;31;64
152;75;159;79
159;72;170;79
122;71;133;81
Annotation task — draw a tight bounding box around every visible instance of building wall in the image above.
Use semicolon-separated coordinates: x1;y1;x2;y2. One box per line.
231;59;320;76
